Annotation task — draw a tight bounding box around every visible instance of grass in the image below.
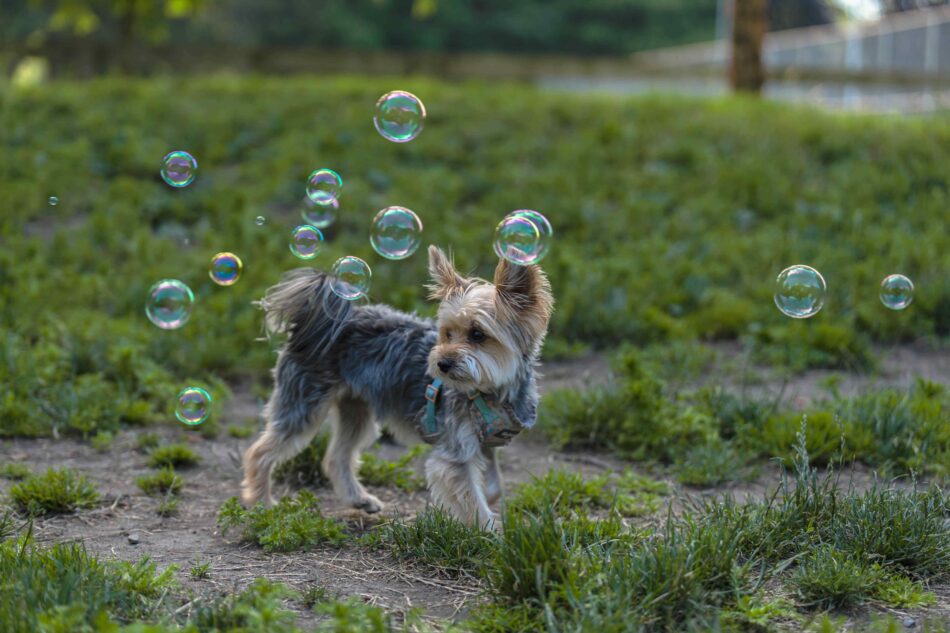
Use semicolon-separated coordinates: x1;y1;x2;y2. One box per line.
147;443;201;469
136;467;183;496
380;507;494;578
3;75;950;440
0;462;30;481
508;468;668;517
8;468;100;516
218;491;347;552
358;444;429;492
135;432;161;452
189;559;211;580
156;495;180;517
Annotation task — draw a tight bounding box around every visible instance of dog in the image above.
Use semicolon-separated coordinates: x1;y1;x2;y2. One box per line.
241;245;553;529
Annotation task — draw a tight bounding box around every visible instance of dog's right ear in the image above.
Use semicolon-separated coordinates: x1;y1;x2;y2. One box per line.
427;245;467;300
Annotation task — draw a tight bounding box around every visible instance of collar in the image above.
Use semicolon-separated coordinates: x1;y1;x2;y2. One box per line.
423;379;503;437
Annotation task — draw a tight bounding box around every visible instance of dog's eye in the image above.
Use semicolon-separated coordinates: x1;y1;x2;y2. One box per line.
443;329;452;341
469;328;486;343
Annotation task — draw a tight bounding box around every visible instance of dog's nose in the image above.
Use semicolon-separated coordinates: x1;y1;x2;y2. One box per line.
437;358;455;373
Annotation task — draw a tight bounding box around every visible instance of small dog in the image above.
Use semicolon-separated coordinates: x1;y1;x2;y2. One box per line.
241;246;553;529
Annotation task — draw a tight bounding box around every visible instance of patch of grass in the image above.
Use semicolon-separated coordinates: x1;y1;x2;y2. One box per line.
791;545;881;609
674;440;756;486
135;432;160;452
89;430;114;452
189;560;211;580
9;468;100;516
274;432;330;487
227;421;257;438
382;508;494;578
188;578;298;632
147;443;200;469
0;462;30;481
302;585;334;609
0;513;16;541
313;598;428;633
156;495;180;517
136;468;183;496
871;571;936;608
359;445;429;492
218;491;347;552
509;468;668;518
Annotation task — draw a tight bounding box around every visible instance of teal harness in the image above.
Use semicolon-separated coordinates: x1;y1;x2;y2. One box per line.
423;378;518;446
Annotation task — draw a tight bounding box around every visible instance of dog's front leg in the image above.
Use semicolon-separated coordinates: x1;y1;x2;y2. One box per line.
425;448;498;531
482;445;503;506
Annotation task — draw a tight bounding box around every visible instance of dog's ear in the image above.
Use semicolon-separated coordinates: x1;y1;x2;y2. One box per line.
493;258;554;325
427;245;468;300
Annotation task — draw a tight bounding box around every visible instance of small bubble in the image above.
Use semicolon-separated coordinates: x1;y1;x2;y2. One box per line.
370;206;423;260
209;252;243;286
290;225;324;260
145;279;194;329
774;265;826;319
306;168;342;205
48;196;59;206
493;215;542;265
175;386;211;426
880;274;914;310
374;91;426;143
255;216;266;226
331;256;371;300
160;151;198;188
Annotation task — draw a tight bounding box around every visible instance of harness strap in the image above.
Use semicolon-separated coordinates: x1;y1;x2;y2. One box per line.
423;378;442;435
423;379;509;443
470;393;501;433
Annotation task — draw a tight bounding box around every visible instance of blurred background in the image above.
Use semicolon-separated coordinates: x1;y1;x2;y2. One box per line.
4;0;950;112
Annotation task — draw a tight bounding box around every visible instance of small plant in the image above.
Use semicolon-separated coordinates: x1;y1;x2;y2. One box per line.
136;432;160;452
302;585;333;609
791;545;881;609
0;462;30;481
190;560;212;580
148;443;201;469
187;578;298;632
136;468;183;496
227;422;256;439
156;496;180;517
871;571;935;608
382;508;494;577
313;598;427;633
9;468;100;516
509;469;667;518
218;491;347;552
359;445;429;492
89;430;114;452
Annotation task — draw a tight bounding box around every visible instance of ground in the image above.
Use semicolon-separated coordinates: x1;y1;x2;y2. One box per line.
3;345;949;630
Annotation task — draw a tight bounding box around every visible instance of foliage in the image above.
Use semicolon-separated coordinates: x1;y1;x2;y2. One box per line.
0;462;31;481
218;491;347;552
508;468;668;517
147;443;201;469
274;433;330;487
189;560;211;580
380;507;494;578
358;445;429;492
136;467;183;496
9;468;100;516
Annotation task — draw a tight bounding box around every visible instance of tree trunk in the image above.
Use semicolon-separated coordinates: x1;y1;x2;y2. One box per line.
730;0;767;93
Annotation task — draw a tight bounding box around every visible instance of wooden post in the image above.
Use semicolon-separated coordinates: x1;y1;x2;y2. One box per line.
730;0;767;93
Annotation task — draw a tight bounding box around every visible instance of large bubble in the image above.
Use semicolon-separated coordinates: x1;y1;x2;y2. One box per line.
161;151;198;188
175;386;212;426
330;256;371;300
774;265;826;319
493;215;542;265
880;274;914;310
209;252;243;286
374;91;426;143
370;206;423;260
145;279;194;329
289;225;324;260
306;168;342;205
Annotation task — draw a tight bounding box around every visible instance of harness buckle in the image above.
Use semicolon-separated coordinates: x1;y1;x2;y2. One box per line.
425;383;440;403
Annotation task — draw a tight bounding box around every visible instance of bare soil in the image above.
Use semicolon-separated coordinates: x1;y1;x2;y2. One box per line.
2;347;949;629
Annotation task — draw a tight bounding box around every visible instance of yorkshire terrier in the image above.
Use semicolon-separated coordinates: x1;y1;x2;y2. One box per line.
241;246;553;529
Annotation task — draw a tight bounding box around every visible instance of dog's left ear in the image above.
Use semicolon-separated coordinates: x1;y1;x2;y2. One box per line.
493;259;554;324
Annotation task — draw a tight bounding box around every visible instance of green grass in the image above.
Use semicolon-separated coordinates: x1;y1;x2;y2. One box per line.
379;507;494;578
218;491;347;552
274;432;331;487
155;495;179;517
3;76;950;439
0;462;30;481
136;467;183;496
358;445;429;492
8;468;100;516
189;559;211;580
509;468;668;517
135;432;161;452
147;443;201;469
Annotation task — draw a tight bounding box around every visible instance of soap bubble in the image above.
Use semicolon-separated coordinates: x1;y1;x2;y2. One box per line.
175;386;212;426
301;196;338;229
255;216;266;226
506;210;552;262
493;215;542;265
209;252;243;286
370;206;423;260
48;196;58;206
160;151;198;188
306;168;342;205
880;274;914;310
774;265;826;319
145;279;194;329
331;256;371;300
290;225;324;260
374;91;426;143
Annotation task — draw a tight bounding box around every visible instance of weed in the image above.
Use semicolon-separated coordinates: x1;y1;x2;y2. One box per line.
871;571;935;608
218;491;347;552
89;430;114;452
135;432;160;452
189;560;211;580
136;468;183;496
302;585;333;609
359;445;429;492
0;462;30;481
147;443;200;469
383;508;494;578
9;468;100;516
791;545;881;609
509;468;667;518
156;496;180;517
188;578;297;632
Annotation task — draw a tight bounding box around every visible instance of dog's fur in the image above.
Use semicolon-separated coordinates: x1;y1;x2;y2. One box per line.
241;246;553;529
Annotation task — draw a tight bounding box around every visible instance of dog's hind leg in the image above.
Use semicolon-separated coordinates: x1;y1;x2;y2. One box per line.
482;446;504;506
322;394;383;513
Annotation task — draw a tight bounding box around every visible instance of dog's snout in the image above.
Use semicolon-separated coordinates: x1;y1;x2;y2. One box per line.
437;358;456;373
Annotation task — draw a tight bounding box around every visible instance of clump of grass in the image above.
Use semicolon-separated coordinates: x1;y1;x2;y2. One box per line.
675;440;756;486
190;560;211;580
0;463;30;481
0;512;16;541
359;445;429;492
382;508;494;578
313;598;427;632
792;545;881;609
135;432;160;452
227;422;257;438
9;468;100;516
218;491;347;552
274;432;330;486
188;578;298;632
136;468;183;496
302;585;334;609
89;430;114;452
509;468;668;518
148;443;200;469
156;496;180;517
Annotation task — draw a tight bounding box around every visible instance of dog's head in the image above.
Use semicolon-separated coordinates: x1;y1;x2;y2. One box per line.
426;245;553;394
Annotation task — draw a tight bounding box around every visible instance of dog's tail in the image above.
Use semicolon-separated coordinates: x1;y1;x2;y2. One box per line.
258;268;353;362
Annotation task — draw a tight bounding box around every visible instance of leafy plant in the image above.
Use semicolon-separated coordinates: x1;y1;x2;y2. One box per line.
9;468;100;516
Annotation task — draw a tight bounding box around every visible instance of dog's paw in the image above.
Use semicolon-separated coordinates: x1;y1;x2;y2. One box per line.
353;494;384;514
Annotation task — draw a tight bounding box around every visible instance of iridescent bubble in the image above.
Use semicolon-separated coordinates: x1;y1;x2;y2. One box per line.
306;168;342;205
175;386;212;426
145;279;194;329
370;206;423;260
255;216;266;226
301;196;338;229
506;210;552;262
774;265;826;319
493;215;542;265
160;151;198;188
290;225;324;260
374;91;426;143
331;256;371;300
880;274;914;310
209;252;243;286
48;196;58;206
